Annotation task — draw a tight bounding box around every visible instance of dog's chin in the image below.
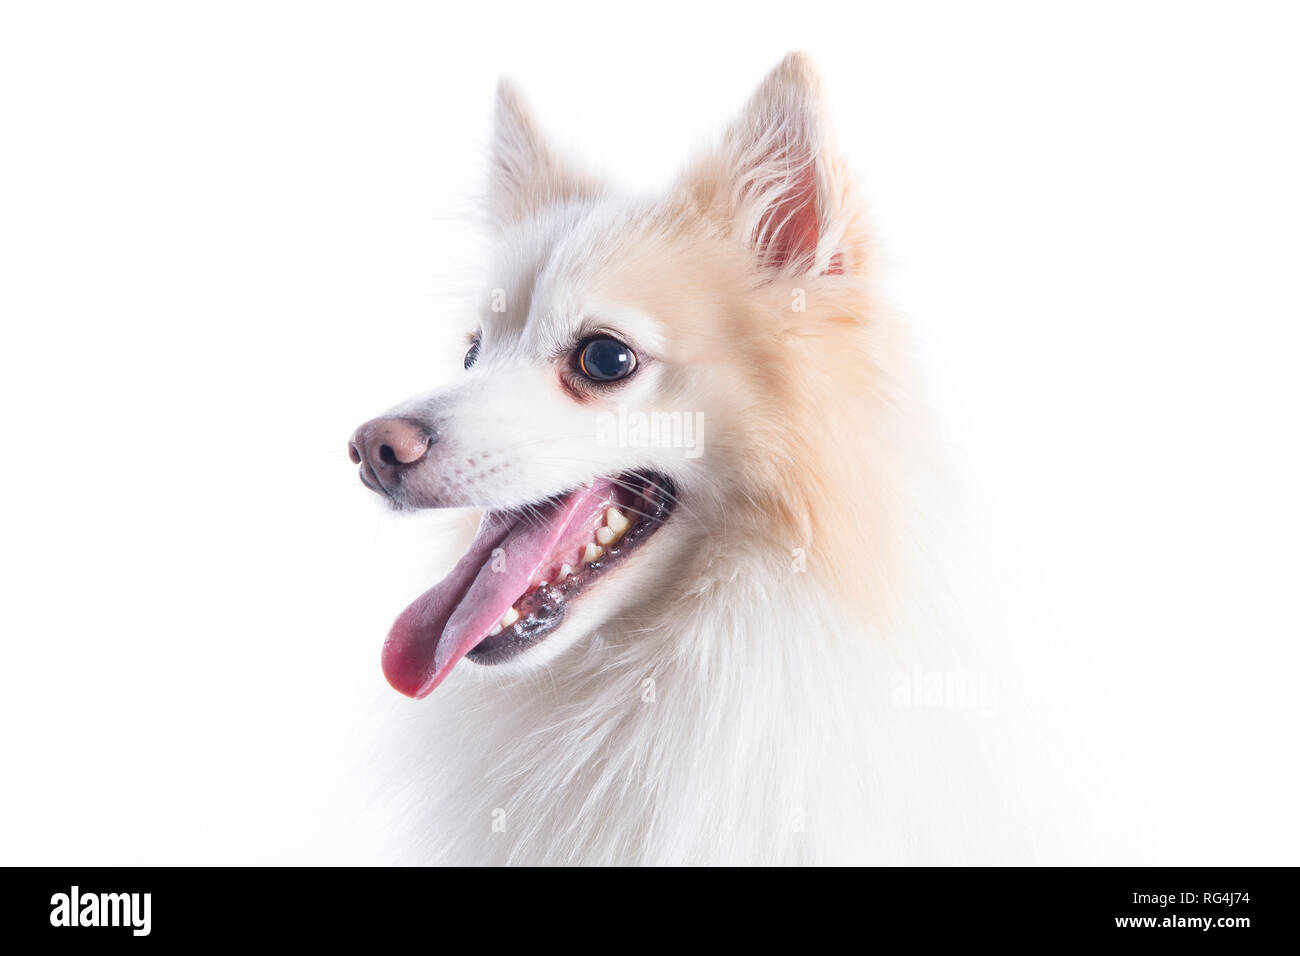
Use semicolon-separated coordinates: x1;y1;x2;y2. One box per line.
380;472;678;698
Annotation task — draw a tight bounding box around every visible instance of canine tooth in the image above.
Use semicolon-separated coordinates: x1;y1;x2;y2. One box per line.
583;542;604;564
606;508;629;534
487;624;503;637
559;563;573;580
596;526;616;546
500;606;519;628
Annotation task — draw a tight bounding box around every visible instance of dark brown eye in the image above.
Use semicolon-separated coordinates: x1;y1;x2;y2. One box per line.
464;337;480;369
577;337;635;382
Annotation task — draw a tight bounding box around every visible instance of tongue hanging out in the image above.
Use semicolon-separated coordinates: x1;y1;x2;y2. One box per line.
381;475;669;698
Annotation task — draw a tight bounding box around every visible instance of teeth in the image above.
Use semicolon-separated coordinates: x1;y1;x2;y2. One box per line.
500;606;519;628
559;563;573;580
487;623;503;637
583;542;604;564
606;508;629;534
595;507;630;547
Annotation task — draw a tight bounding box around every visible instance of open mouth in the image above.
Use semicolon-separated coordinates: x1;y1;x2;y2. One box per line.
381;472;676;697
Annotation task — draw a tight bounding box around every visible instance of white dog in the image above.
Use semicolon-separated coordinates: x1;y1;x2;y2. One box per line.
351;53;1087;865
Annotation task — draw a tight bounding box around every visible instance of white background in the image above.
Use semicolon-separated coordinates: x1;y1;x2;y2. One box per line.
1;1;1297;864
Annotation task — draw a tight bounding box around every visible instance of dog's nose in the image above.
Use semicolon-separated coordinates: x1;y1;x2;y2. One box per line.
349;417;433;493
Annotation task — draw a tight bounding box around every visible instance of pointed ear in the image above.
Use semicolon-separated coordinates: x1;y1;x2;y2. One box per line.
489;80;601;228
680;53;859;277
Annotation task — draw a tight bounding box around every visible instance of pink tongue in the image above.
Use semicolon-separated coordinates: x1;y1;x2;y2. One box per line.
381;479;618;698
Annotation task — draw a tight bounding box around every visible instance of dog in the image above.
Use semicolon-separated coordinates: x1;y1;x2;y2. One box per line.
349;53;1072;865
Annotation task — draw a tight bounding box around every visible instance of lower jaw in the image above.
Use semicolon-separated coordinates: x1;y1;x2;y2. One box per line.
381;471;677;697
466;473;675;665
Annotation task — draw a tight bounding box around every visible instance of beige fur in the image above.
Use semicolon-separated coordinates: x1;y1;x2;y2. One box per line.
369;54;1076;865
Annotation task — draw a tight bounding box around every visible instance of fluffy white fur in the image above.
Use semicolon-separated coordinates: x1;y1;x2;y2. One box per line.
365;54;1099;865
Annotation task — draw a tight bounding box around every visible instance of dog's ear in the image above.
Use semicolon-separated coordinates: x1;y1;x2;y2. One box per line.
489;80;600;229
679;53;861;277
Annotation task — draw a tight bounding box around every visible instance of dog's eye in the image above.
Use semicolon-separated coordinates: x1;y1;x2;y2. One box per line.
464;338;480;370
577;337;636;382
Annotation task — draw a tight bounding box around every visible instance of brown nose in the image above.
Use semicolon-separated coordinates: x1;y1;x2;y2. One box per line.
349;417;433;494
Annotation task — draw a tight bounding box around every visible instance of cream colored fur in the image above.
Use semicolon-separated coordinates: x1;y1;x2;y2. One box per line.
371;54;1091;865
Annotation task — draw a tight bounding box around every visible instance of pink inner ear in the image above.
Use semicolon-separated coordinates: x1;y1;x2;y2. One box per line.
766;162;820;272
762;161;841;275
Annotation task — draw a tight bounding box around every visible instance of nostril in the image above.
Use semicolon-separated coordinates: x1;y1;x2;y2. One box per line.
382;422;432;465
351;417;432;487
